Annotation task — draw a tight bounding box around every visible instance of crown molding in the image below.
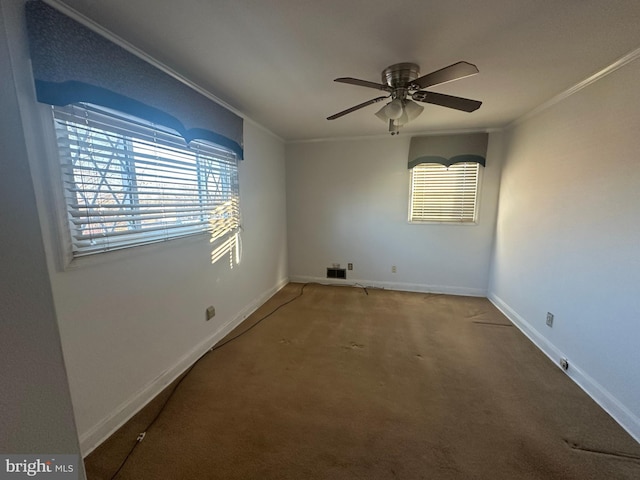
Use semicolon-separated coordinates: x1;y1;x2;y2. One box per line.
286;126;501;145
509;46;640;128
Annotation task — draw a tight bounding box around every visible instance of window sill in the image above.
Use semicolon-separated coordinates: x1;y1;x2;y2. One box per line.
407;220;478;226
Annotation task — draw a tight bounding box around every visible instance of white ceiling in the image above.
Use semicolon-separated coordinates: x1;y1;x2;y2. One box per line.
54;0;640;141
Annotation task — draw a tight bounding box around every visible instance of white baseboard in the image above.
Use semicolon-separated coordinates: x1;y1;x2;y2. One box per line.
488;293;640;444
289;275;487;297
79;277;289;456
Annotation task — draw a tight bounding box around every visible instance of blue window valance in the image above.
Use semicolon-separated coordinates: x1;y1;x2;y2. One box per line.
25;0;243;159
408;133;488;169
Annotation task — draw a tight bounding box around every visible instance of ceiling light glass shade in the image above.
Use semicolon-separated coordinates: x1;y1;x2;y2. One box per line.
375;104;390;123
393;109;409;126
376;98;424;133
404;100;424;121
385;98;404;119
375;98;404;122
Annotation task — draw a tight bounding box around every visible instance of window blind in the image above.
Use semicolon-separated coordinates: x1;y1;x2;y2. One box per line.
409;162;480;223
53;104;240;257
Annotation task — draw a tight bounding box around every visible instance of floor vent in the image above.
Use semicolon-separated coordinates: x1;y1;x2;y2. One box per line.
326;267;347;279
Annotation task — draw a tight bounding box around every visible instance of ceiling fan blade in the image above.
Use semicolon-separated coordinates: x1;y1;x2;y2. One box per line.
334;77;391;91
412;91;482;112
412;61;479;89
327;96;388;120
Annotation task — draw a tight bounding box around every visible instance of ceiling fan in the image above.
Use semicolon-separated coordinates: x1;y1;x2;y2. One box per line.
327;61;482;134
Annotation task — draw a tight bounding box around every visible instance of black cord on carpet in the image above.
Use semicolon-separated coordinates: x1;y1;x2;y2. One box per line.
109;283;309;479
564;439;640;462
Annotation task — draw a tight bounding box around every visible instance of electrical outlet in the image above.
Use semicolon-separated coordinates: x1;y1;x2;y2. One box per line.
560;358;569;371
392;265;397;273
206;306;216;321
546;312;554;327
347;263;353;270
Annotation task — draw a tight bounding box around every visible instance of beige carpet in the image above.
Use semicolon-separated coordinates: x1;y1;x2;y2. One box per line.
85;283;640;479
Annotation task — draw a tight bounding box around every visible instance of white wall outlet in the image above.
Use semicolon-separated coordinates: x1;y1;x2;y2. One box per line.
560;358;569;371
546;312;554;327
206;306;216;321
347;263;353;270
392;265;397;273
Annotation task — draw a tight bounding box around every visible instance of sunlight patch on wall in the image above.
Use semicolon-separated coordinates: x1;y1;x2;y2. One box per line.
210;197;241;267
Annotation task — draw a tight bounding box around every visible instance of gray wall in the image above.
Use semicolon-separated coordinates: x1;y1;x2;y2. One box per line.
3;0;288;457
489;56;640;441
0;0;84;468
286;133;502;296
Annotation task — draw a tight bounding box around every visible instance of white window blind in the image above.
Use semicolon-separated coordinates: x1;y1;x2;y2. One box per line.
409;162;480;223
53;104;240;258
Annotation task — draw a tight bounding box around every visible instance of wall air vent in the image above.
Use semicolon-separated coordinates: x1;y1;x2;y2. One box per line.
326;267;347;279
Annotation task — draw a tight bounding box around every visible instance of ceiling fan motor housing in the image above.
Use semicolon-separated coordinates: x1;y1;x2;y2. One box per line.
382;63;420;89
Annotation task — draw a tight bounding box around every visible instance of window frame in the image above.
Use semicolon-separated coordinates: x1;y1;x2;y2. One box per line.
45;103;241;266
408;162;483;225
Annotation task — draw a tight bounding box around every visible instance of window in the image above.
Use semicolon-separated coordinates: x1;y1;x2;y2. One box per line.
52;104;240;259
409;162;480;223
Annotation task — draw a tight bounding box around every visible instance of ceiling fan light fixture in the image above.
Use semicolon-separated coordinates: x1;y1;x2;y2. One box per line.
385;100;423;128
384;98;404;120
376;98;407;124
